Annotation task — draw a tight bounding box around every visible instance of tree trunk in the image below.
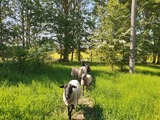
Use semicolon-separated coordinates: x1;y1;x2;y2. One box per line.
152;53;156;64
71;49;74;61
63;49;69;62
26;3;31;47
90;51;92;62
77;43;81;62
142;56;147;64
156;30;160;64
129;0;136;73
157;53;160;64
0;1;2;44
21;4;25;47
0;1;4;61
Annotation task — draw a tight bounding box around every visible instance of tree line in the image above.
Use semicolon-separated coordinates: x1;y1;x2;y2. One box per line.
0;0;93;63
0;0;160;69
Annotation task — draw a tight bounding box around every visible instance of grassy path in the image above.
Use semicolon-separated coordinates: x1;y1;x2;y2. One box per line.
72;95;95;120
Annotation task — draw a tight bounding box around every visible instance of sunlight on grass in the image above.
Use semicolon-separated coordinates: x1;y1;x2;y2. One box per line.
0;62;160;119
91;67;160;120
0;81;65;120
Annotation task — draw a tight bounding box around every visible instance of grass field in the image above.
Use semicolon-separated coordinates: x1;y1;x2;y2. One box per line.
91;65;160;120
0;62;160;120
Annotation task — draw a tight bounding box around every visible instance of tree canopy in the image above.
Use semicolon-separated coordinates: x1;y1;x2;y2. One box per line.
0;0;159;69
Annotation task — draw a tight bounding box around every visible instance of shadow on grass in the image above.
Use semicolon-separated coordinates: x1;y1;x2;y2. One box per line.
76;104;105;120
91;69;120;89
1;61;159;86
137;70;160;76
136;64;160;77
0;61;114;86
116;64;160;77
0;61;73;86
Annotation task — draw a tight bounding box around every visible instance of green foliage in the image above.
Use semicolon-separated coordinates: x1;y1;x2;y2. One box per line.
27;40;55;63
136;1;160;63
92;0;130;70
13;46;28;62
0;0;160;65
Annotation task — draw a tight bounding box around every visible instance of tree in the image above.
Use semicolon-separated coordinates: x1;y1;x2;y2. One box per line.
136;1;160;64
129;0;136;73
46;0;92;62
0;0;10;61
91;0;130;71
10;0;44;62
0;0;54;63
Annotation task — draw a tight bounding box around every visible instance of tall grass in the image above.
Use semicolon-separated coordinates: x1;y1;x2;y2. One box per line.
0;62;70;120
0;82;64;120
91;65;160;120
0;62;160;119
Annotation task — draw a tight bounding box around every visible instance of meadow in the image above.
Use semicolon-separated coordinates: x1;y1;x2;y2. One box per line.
0;61;160;120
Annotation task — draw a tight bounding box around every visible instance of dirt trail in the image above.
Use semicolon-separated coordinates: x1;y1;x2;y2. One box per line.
72;96;95;120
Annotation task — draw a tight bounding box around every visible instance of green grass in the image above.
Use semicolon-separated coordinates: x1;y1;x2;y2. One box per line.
0;62;70;120
91;65;160;120
0;62;160;120
0;82;64;120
